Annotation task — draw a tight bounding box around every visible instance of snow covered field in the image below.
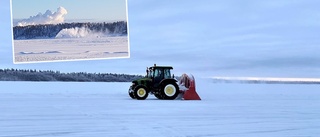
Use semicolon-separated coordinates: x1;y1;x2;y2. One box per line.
1;79;319;137
13;36;129;63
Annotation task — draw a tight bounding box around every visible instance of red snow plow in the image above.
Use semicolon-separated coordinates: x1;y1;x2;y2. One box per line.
178;74;201;100
128;64;201;100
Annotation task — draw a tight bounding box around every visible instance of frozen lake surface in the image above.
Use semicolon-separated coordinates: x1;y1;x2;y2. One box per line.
1;79;319;137
13;36;129;63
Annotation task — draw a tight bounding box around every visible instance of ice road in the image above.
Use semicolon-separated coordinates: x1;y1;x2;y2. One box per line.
0;78;319;137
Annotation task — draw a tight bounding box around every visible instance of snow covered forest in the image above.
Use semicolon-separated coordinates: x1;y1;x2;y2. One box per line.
0;68;142;82
13;21;127;39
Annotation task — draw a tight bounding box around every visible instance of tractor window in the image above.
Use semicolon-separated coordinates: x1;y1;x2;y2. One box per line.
164;69;171;79
154;69;162;78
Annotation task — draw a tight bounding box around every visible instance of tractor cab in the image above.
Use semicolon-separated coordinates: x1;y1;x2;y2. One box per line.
147;65;173;87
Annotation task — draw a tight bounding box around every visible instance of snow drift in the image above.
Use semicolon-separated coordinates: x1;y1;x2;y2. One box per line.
15;7;67;26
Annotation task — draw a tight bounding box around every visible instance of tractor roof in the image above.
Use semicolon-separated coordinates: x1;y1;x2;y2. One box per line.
149;64;173;69
150;66;173;69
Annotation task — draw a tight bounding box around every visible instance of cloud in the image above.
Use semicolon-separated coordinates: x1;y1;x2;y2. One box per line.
15;7;67;26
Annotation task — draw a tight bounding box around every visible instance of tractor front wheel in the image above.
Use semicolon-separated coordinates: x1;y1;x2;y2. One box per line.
161;82;179;100
133;86;149;100
128;90;135;99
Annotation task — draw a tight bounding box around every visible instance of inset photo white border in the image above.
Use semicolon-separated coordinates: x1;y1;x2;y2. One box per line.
11;0;130;64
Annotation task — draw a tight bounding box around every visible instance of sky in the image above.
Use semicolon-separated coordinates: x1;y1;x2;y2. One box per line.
1;0;320;78
11;0;127;22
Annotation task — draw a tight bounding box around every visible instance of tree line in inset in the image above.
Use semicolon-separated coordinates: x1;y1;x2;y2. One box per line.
13;21;127;39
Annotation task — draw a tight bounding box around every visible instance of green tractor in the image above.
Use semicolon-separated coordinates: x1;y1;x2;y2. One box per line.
128;64;180;100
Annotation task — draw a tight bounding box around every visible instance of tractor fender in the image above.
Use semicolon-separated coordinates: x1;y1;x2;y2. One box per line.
132;79;152;90
134;84;149;92
159;79;178;86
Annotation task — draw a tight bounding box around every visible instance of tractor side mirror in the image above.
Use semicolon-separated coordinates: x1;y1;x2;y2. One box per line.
172;74;175;78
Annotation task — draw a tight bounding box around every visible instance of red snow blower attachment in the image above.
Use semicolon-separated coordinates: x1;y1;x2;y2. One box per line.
178;74;201;100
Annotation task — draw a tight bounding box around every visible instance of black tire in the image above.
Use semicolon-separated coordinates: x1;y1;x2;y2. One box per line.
161;82;179;100
128;90;136;99
133;86;149;100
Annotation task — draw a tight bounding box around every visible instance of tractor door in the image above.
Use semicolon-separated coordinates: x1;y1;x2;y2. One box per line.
152;68;164;87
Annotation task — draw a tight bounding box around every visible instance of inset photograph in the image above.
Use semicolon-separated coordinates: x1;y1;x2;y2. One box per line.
11;0;129;63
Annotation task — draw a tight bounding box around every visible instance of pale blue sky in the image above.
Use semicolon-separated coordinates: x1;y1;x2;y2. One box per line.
12;0;127;22
1;0;320;77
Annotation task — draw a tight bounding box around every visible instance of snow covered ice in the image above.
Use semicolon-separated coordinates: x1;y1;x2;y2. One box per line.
1;79;319;137
14;36;129;63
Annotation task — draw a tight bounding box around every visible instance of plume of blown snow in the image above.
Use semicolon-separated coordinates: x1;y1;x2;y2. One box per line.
55;27;106;38
15;7;67;26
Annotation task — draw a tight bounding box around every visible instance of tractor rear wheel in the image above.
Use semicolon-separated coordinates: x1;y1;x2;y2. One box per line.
133;86;148;100
161;82;179;100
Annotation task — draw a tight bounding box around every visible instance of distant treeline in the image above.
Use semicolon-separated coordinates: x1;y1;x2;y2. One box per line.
13;21;127;39
0;69;143;82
